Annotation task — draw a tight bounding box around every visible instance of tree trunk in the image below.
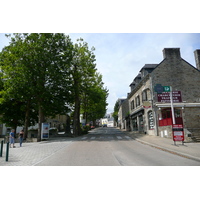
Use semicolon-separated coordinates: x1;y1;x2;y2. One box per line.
37;104;45;142
93;119;96;128
24;100;30;140
73;96;81;137
73;65;81;137
65;114;71;135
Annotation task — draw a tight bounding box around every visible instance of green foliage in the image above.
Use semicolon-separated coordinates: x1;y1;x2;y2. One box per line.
81;124;90;135
81;72;108;123
69;38;107;136
0;34;108;139
0;33;74;140
113;100;119;122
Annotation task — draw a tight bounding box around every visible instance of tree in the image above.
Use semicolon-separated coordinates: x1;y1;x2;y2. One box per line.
0;34;37;137
70;38;97;136
113;100;119;125
0;33;73;141
0;34;108;140
81;73;108;125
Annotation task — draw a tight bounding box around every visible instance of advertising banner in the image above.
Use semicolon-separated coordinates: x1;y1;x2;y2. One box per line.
157;91;182;103
172;124;184;142
41;123;50;139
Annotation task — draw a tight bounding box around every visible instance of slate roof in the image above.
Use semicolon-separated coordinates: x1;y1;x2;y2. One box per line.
139;64;158;71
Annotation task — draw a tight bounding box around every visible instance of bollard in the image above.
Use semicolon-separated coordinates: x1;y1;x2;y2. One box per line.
0;140;3;157
6;142;9;162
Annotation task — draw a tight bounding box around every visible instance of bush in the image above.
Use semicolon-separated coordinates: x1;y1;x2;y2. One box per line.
81;125;90;135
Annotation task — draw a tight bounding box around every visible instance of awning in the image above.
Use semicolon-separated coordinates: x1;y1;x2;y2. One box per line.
155;103;200;108
130;108;144;118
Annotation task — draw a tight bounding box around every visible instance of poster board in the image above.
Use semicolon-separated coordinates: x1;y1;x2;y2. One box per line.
41;123;50;139
172;124;184;142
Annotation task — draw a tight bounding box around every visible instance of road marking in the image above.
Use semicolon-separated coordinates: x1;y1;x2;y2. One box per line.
117;136;122;140
125;136;131;140
81;137;87;140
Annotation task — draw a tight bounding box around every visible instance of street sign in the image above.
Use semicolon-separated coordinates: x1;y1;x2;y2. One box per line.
157;91;182;103
154;84;164;93
172;124;184;142
163;86;171;92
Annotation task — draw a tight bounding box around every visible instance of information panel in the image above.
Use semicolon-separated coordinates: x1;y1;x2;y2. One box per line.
172;124;184;142
41;123;50;139
157;91;182;103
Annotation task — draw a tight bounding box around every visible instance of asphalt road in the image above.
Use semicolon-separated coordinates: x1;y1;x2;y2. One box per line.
35;127;200;166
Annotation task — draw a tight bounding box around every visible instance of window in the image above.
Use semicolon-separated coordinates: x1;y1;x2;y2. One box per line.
142;90;148;101
159;108;183;126
131;100;135;110
136;95;140;107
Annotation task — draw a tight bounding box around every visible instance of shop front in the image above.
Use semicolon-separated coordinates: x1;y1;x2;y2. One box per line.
130;108;144;133
157;107;183;138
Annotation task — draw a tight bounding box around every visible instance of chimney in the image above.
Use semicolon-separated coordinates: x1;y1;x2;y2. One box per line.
194;49;200;70
163;48;181;60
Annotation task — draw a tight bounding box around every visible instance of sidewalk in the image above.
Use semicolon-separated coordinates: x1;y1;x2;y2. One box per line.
124;130;200;162
0;138;73;166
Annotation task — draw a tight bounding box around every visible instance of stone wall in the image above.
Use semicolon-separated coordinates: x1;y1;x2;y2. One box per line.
151;50;200;103
150;48;200;140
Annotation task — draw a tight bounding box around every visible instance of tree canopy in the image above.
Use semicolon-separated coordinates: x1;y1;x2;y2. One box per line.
0;33;108;140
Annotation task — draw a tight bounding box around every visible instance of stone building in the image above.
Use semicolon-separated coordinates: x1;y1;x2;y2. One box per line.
117;98;126;128
118;98;129;130
126;48;200;142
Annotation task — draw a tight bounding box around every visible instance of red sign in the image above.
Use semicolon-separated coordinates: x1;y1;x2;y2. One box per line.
143;101;151;109
157;91;182;103
172;124;184;142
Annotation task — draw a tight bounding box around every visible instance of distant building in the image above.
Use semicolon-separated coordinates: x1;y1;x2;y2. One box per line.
118;98;129;129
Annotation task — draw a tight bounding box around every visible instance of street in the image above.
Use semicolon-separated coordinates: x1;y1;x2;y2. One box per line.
35;127;200;166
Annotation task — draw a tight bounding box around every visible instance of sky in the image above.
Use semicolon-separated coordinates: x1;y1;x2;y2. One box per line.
1;33;200;113
68;33;200;113
0;1;200;115
1;0;199;195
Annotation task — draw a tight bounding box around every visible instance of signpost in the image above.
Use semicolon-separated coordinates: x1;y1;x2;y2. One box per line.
172;124;184;145
163;86;171;92
154;84;164;94
155;84;184;145
169;86;175;125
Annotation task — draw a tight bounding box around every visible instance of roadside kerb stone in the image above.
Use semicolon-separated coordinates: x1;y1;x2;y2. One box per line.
124;130;200;163
134;137;200;162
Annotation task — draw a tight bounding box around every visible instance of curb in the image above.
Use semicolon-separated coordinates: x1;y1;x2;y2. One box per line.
125;132;200;163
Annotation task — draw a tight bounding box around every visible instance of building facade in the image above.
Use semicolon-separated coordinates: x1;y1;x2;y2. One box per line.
122;48;200;142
